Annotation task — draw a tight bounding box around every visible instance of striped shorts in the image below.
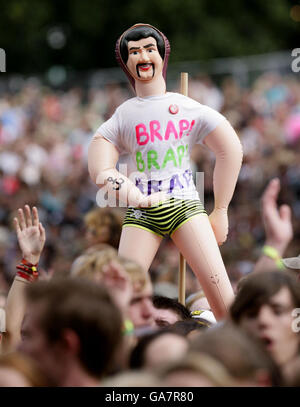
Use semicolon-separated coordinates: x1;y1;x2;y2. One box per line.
123;197;206;238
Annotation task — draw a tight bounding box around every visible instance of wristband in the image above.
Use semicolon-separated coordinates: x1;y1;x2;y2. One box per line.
20;258;38;268
16;258;39;282
123;319;134;335
262;245;285;270
16;270;36;283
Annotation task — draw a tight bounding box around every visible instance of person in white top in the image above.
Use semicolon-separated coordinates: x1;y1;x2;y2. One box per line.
88;23;243;320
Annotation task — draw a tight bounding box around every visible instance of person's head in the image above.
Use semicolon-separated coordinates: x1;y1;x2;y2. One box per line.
102;370;161;387
84;207;123;248
158;351;238;387
171;319;209;340
230;270;300;368
152;295;191;327
115;23;170;90
186;290;211;312
72;249;150;318
70;247;118;280
19;277;123;386
190;322;283;386
0;352;49;387
129;328;188;370
121;257;150;293
71;249;147;290
129;277;155;329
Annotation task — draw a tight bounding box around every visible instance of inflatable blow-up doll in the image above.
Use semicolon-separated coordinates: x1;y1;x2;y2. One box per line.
88;23;243;320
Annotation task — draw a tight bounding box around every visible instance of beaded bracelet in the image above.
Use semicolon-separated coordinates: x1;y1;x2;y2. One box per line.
16;258;39;282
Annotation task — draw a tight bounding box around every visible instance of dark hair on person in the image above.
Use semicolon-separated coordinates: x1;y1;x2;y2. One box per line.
230;270;300;323
25;277;123;378
129;327;186;369
120;25;165;64
190;322;283;386
171;319;209;336
153;295;191;321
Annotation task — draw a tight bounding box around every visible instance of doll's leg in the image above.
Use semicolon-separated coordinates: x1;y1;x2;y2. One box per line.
171;214;234;320
118;226;163;272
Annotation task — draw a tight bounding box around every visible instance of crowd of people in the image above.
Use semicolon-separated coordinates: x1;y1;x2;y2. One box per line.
0;69;299;387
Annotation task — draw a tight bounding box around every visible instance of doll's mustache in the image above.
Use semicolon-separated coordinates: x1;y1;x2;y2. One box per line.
136;63;155;78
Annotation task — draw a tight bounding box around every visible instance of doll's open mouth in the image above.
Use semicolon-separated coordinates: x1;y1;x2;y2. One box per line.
136;63;154;77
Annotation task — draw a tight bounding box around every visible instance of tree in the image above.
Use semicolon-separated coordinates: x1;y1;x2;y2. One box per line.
0;0;298;74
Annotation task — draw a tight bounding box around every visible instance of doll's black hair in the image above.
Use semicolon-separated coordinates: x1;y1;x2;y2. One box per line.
115;24;170;90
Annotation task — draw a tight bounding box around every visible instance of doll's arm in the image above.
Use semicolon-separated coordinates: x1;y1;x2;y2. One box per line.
203;120;243;245
88;133;165;207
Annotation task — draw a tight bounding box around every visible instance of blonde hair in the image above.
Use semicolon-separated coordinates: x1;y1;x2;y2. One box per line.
71;247;118;278
186;290;205;309
120;258;149;292
84;207;124;248
0;352;49;386
71;248;148;291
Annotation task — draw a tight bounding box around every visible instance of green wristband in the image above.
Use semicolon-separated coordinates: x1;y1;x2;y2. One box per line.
123;319;134;335
262;245;285;270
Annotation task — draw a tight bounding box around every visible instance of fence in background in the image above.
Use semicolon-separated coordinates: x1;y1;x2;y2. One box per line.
0;50;296;93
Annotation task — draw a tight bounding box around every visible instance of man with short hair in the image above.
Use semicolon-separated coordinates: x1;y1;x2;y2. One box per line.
152;295;191;327
19;278;123;386
230;270;300;376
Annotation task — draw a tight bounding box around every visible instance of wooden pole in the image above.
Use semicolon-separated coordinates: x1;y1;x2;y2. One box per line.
180;72;188;97
178;72;188;305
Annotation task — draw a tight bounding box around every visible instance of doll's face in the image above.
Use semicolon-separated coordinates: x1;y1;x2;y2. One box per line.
126;36;163;82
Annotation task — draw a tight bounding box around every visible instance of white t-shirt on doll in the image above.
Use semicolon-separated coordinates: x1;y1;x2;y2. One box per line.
97;92;226;201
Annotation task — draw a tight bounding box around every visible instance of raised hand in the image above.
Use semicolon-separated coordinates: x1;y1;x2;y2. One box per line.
14;205;46;265
102;260;133;312
261;178;293;255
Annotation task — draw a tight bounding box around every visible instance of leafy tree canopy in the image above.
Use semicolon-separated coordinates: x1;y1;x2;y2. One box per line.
0;0;298;74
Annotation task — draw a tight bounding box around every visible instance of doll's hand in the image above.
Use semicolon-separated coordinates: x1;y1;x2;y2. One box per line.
139;191;167;208
209;208;228;246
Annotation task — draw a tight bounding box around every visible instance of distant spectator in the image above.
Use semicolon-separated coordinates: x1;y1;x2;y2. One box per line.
84;207;123;249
